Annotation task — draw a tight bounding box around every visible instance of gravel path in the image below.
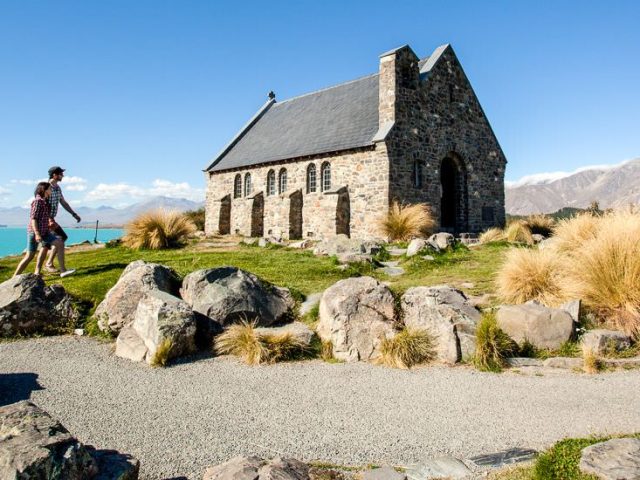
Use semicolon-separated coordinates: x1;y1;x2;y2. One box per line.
2;337;640;480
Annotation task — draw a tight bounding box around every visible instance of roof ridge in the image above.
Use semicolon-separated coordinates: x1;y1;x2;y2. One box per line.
275;73;379;106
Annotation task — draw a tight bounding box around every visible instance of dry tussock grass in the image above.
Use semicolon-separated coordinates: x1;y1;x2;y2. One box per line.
378;328;435;369
214;321;308;365
505;220;534;245
378;202;435;242
551;213;599;253
524;214;555;237
479;227;506;244
123;209;196;250
496;248;566;306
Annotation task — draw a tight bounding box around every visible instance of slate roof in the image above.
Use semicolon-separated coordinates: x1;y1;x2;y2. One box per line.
205;45;449;173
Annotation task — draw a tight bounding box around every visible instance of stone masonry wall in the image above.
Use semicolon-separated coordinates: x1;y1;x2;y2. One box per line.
384;46;506;233
205;146;390;240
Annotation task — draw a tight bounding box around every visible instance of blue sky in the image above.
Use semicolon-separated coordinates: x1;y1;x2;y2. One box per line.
0;0;638;208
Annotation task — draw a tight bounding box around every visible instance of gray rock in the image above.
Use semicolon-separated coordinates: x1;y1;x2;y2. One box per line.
560;299;581;323
579;438;640;480
254;322;315;348
406;239;428;257
405;457;470;480
0;400;98;479
203;456;310;480
316;276;397;362
94;260;180;333
289;239;313;249
128;290;197;365
387;247;407;256
180;267;294;328
581;329;632;356
421;255;435;261
496;302;575;350
531;233;545;243
115;326;148;363
401;286;481;363
427;232;455;251
300;292;323;317
379;266;405;276
543;357;584;369
313;234;382;257
0;274;80;337
362;466;406;480
505;357;544;368
242;237;258;245
89;448;140;480
337;252;373;264
469;448;538;468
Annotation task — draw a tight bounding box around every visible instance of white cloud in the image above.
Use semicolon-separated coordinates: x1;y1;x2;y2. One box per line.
506;158;638;188
62;176;88;191
11;178;47;186
84;179;204;204
0;186;11;195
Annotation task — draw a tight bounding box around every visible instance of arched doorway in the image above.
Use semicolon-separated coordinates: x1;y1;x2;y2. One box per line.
289;190;303;240
440;155;468;234
336;188;350;237
250;193;264;237
218;195;231;235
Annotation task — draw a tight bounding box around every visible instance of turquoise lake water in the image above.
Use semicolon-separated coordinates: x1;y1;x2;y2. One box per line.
0;227;123;258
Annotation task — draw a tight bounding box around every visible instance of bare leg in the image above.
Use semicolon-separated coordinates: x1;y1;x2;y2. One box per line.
53;238;67;272
45;245;56;268
14;251;36;276
34;247;50;275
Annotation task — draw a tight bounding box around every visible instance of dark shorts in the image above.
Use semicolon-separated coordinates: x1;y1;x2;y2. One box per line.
51;224;69;242
27;232;58;253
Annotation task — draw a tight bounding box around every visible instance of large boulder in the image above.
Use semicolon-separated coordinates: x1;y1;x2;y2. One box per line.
316;276;397;362
0;274;79;337
427;233;455;251
180;267;294;328
406;239;433;257
401;286;481;363
94;261;180;333
581;329;632;356
115;290;196;365
496;301;575;350
0;401;139;479
579;438;640;480
203;456;309;480
313;234;383;257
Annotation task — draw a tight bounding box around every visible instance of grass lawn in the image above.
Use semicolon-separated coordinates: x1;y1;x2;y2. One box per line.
0;240;510;331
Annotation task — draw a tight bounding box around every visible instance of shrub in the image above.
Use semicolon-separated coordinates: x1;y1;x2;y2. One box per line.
505;220;534;245
379;328;436;369
533;437;605;480
473;313;516;372
378;202;435;242
184;207;205;231
214;321;309;365
524;214;555;237
479;227;506;244
563;210;640;338
496;248;566;306
123;209;196;250
150;339;173;367
582;348;602;374
551;213;599;253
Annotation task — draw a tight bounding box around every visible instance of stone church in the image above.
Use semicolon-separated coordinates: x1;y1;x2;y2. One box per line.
204;44;506;240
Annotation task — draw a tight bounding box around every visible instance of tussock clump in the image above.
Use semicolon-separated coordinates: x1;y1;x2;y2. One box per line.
214;321;308;365
473;313;516;372
479;227;506;244
524;214;555;237
123;209;196;250
379;328;435;369
150;339;173;367
505;220;534;245
582;348;602;374
496;248;566;306
378;202;435;242
551;213;599;253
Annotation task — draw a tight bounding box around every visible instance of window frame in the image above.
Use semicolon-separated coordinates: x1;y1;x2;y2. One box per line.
320;162;331;192
278;168;288;194
306;164;317;194
267;170;276;196
233;174;242;199
244;173;252;197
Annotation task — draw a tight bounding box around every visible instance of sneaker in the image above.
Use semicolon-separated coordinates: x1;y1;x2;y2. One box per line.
60;269;76;278
44;265;59;273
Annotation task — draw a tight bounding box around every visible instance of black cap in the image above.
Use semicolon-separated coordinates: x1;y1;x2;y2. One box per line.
48;166;65;177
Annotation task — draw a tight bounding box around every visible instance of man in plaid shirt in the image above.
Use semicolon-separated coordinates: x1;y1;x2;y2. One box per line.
45;166;79;276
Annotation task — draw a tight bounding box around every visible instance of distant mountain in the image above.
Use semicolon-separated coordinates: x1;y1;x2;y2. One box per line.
0;196;204;227
506;158;640;215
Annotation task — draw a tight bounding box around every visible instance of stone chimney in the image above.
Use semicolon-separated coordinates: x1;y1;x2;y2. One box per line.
378;45;419;127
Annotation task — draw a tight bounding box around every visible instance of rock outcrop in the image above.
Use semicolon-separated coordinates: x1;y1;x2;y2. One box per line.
579;438;640;480
316;276;396;362
180;267;294;328
401;285;480;363
581;329;632;356
94;261;180;333
313;234;383;257
203;456;309;480
0;274;79;337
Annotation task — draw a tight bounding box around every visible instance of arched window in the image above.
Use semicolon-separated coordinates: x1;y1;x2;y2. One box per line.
233;174;242;198
321;162;331;192
413;160;423;188
306;164;316;193
278;168;287;194
267;170;276;196
244;173;252;197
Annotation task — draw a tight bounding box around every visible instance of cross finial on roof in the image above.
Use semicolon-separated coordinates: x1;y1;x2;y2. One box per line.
268;91;276;100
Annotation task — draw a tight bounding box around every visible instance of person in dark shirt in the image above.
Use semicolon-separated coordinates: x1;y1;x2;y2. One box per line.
14;182;62;276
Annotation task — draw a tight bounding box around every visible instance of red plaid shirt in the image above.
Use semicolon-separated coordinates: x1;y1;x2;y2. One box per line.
27;195;51;236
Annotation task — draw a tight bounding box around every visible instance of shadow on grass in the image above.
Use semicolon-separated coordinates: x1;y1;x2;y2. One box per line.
77;263;129;276
0;373;44;406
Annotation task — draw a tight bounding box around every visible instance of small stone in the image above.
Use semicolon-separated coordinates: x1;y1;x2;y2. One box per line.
506;357;544;368
388;247;407;256
460;282;474;289
469;448;537;468
560;299;581;323
379;266;405;276
74;328;85;336
421;255;435;261
406;239;428;257
405;457;471;480
543;357;584;369
362;466;406;480
581;329;632;356
579;438;640;480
